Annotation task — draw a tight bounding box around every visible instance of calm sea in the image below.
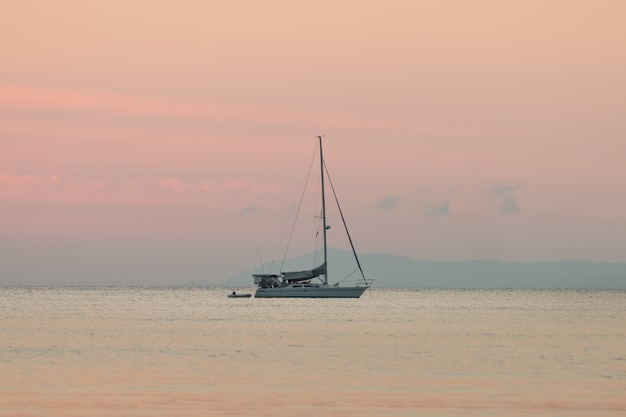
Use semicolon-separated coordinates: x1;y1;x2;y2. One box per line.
1;287;624;416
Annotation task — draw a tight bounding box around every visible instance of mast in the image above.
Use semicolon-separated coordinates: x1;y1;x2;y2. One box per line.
318;135;328;285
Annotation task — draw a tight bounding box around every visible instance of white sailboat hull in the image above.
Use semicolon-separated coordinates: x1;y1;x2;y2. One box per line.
255;285;368;298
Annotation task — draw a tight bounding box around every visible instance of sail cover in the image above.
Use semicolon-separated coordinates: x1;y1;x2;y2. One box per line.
282;262;326;281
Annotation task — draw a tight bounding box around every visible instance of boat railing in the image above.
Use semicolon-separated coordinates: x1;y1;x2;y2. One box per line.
357;278;374;287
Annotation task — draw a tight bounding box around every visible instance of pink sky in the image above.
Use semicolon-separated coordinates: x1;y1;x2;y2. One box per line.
2;1;625;284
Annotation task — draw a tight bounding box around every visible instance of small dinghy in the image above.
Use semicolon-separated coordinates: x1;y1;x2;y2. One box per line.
228;292;252;298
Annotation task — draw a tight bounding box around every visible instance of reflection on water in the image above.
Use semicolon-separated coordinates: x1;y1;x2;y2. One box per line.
1;287;625;416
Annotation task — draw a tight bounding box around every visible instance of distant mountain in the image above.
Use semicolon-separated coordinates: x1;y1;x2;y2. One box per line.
221;248;626;289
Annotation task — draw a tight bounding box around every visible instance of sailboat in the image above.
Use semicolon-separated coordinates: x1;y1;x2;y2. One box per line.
253;136;373;298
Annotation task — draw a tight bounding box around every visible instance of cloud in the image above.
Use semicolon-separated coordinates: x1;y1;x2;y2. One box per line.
0;83;397;135
423;198;450;217
377;196;399;211
499;196;519;215
493;184;520;197
158;177;192;193
0;173;60;186
241;204;260;215
491;183;522;215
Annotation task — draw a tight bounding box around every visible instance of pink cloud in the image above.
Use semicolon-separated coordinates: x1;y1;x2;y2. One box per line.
0;173;60;187
0;84;314;129
0;83;452;137
156;178;192;193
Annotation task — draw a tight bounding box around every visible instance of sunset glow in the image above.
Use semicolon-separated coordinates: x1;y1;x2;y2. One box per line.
2;1;625;284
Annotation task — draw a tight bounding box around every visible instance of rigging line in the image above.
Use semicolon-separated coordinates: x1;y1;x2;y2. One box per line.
273;141;317;271
279;142;318;272
334;267;359;285
323;160;368;283
255;246;265;274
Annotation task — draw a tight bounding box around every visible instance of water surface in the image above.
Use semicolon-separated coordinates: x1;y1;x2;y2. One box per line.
1;287;624;416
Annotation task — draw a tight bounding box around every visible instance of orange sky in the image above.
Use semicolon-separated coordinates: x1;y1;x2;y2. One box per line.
2;1;625;284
